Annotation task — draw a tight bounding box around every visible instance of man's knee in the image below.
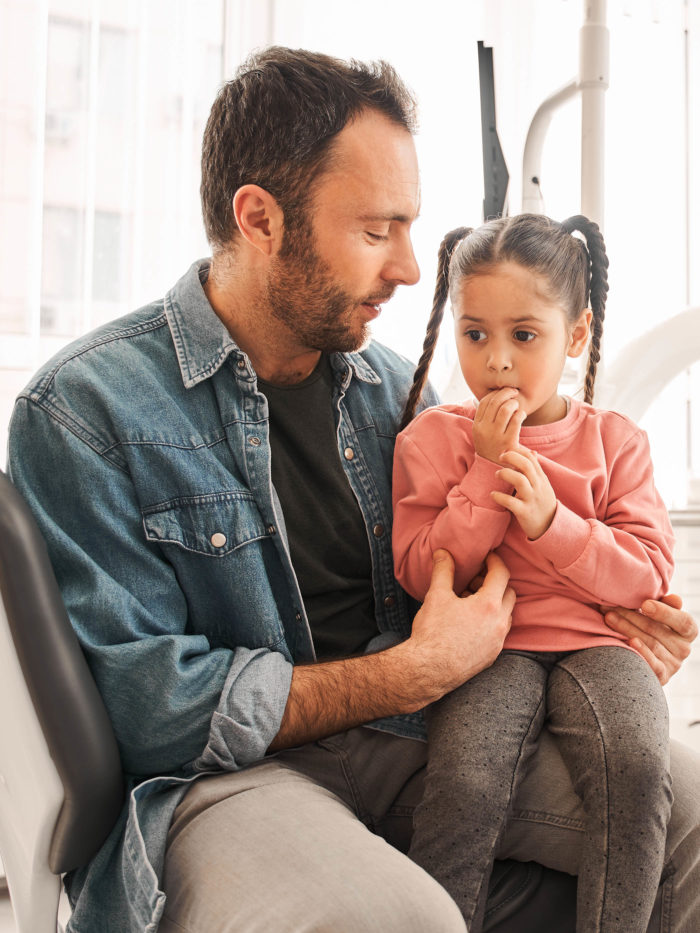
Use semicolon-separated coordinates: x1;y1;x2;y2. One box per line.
162;838;466;933
339;856;467;933
161;764;467;933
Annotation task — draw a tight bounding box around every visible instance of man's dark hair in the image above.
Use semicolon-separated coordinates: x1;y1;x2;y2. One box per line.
200;46;418;250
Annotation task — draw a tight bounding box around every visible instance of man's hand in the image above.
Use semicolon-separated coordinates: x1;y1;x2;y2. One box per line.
402;549;514;700
493;447;557;540
269;549;513;752
473;388;527;463
604;595;698;685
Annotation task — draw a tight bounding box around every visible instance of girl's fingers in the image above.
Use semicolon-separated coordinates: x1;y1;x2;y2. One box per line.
496;467;532;497
493;399;522;432
475;389;519;425
491;489;519;513
499;449;539;484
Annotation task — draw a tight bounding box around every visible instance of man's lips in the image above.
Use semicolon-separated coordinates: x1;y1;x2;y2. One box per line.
360;302;381;320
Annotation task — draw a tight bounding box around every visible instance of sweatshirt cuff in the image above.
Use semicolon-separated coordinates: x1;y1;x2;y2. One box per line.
457;454;513;509
526;501;592;568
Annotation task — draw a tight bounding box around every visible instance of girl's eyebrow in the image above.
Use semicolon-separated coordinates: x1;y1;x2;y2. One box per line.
456;313;548;324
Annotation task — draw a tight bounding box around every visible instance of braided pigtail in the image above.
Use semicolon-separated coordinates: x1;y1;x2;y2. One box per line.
398;227;471;431
561;215;609;403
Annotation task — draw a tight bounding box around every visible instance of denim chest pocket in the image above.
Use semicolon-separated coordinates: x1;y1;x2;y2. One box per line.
142;491;268;556
140;491;285;650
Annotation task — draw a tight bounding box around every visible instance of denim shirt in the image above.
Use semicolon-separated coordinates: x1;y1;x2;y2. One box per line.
7;259;438;932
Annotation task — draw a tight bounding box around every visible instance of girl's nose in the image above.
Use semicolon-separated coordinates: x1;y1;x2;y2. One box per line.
487;350;512;372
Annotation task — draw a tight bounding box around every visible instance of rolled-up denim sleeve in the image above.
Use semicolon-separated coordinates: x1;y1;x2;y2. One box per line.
7;397;292;778
192;646;292;772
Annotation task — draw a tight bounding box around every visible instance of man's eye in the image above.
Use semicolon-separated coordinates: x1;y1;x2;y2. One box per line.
366;232;388;242
514;330;535;342
466;329;486;342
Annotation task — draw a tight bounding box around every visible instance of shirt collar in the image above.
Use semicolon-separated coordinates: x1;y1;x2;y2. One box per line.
165;258;382;389
332;349;382;385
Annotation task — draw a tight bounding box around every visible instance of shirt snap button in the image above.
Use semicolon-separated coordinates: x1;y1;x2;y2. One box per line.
237;359;246;369
373;524;385;538
249;436;261;446
383;594;395;608
266;524;276;535
211;532;227;548
344;447;354;460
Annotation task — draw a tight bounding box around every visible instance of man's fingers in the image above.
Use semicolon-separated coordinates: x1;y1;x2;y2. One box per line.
642;596;698;639
426;549;456;594
478;552;512;598
629;637;671;685
658;593;683;611
605;607;692;661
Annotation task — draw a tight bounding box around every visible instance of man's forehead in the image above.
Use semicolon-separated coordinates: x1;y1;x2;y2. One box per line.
319;115;421;218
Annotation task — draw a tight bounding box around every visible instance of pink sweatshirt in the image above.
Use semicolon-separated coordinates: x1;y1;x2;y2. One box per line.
392;398;675;652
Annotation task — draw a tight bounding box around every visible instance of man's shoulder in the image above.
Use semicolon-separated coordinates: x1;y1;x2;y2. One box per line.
20;300;170;405
11;299;185;460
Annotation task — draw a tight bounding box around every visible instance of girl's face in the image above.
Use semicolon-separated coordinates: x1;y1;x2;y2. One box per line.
453;261;591;426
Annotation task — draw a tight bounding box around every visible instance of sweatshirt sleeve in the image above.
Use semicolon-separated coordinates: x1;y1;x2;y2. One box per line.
392;414;513;600
525;425;674;607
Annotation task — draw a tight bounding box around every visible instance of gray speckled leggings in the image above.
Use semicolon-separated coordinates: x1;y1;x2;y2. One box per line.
409;646;672;933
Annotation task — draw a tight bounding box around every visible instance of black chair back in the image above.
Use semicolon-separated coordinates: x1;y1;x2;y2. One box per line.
0;469;124;873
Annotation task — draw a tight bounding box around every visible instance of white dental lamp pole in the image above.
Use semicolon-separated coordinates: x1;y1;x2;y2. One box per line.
580;0;609;228
522;0;609;229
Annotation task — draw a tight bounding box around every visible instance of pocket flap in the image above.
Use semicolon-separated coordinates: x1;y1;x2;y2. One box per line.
142;492;268;555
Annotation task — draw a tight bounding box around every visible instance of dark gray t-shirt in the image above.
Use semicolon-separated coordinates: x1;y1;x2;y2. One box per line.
257;355;379;660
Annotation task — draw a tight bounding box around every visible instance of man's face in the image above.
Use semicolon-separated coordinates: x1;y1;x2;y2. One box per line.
266;109;421;354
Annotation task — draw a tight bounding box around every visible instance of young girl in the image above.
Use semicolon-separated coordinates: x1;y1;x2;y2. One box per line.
392;214;675;933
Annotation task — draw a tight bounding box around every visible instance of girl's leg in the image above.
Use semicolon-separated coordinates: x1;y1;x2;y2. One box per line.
408;651;548;932
547;646;673;933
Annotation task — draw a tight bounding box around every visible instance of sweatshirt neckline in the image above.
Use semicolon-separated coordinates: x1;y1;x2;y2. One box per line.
517;396;584;443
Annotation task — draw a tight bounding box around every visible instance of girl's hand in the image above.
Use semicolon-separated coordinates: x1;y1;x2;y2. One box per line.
473;388;527;463
492;447;557;539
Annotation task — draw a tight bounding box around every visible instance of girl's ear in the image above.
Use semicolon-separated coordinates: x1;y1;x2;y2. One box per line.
232;184;284;256
567;308;593;358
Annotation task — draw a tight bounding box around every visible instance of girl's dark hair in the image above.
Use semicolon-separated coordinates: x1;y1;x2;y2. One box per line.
201;46;418;250
399;213;609;429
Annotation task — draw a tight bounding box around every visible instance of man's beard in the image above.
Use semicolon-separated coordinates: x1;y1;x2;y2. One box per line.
266;223;393;355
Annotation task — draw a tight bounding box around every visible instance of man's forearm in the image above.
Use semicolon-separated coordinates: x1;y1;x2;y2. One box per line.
268;640;430;751
268;550;515;752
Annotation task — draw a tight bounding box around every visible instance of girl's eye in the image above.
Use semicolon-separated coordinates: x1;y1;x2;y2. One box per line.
514;330;536;342
465;329;486;342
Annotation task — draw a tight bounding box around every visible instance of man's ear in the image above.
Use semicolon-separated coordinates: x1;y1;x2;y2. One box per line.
232;184;284;256
567;308;593;358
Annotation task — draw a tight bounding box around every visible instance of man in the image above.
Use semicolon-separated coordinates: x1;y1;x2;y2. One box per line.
7;47;699;932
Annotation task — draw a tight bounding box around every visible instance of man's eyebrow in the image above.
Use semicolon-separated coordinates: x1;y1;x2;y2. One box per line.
357;211;421;224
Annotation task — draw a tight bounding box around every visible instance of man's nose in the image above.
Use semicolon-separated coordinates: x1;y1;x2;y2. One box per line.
383;232;420;286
